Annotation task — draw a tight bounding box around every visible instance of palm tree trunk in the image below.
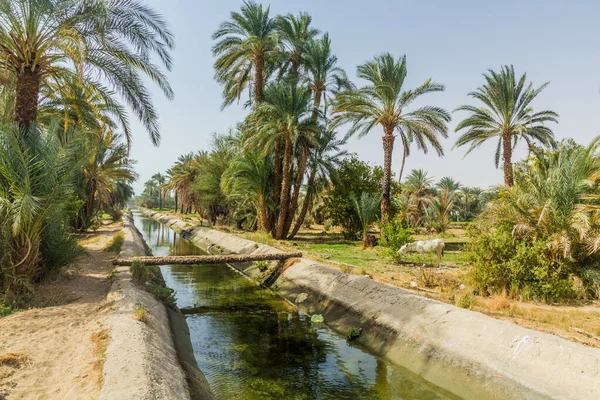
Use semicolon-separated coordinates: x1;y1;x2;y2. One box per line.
275;138;294;239
254;54;265;103
285;89;323;237
502;133;514;186
174;191;178;213
398;145;407;184
288;167;317;239
15;70;41;129
381;130;395;224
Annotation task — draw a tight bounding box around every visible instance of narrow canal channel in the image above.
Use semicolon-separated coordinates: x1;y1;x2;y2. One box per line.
133;210;461;400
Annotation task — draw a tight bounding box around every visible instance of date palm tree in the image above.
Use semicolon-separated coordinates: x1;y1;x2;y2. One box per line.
212;0;279;107
277;12;319;76
245;82;315;239
288;128;347;238
454;65;558;186
152;173;167;210
333;53;450;223
0;0;174;144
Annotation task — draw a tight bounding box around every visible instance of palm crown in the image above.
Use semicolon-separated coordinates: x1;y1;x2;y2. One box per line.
0;0;174;144
454;65;558;186
333;53;450;222
212;0;278;107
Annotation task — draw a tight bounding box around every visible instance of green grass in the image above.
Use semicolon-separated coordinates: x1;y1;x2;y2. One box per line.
287;241;470;268
105;231;125;253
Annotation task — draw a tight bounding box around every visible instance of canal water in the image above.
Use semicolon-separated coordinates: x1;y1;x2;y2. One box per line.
133;211;460;400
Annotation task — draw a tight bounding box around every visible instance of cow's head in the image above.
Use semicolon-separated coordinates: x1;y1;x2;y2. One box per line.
398;244;408;254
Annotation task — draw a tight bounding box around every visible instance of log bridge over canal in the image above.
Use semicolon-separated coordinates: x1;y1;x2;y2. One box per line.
113;252;303;266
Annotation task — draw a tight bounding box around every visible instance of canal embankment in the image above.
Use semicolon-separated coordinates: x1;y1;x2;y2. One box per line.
100;211;213;400
141;208;600;400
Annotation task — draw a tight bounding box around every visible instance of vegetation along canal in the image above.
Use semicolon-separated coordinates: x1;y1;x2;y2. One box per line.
134;210;461;400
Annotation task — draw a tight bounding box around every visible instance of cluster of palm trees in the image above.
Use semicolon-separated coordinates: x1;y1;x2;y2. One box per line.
398;170;493;233
186;1;559;240
0;0;172;295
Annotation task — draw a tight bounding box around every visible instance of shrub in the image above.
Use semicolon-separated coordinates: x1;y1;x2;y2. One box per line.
346;327;362;341
133;304;148;322
302;215;313;229
130;261;177;308
581;268;600;299
256;261;268;272
455;291;475;309
105;231;125;253
323;220;332;232
468;227;575;302
379;219;412;253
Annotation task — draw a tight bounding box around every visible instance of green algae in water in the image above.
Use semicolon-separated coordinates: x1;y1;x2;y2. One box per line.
133;211;461;400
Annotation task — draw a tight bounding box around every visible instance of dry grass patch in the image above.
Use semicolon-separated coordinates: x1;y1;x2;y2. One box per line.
105;231;125;253
91;329;110;374
132;304;148;322
0;353;27;369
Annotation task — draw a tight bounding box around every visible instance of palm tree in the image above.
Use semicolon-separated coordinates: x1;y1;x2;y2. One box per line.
454;65;558;186
437;177;462;193
222;152;274;231
152;173;167;210
351;191;381;247
212;0;279;107
333;53;450;223
288;129;347;238
81;134;137;228
277;12;319;76
0;0;174;143
245;82;315;239
0;124;81;294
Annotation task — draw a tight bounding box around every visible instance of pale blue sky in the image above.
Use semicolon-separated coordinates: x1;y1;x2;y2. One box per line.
129;0;600;193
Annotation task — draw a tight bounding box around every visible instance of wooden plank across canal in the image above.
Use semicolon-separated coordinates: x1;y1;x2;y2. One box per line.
113;252;303;266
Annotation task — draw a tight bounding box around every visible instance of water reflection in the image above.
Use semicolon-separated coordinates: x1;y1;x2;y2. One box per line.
132;211;459;400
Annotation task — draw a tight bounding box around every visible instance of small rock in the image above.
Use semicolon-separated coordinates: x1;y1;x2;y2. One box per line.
296;293;308;304
410;281;418;288
458;284;466;291
80;374;88;378
364;274;373;279
311;314;324;323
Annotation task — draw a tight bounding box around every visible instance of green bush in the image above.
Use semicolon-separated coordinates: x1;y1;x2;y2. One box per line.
323;219;332;232
468;227;574;302
346;327;362;341
105;231;125;253
379;219;412;253
302;215;313;229
255;260;268;272
130;261;177;308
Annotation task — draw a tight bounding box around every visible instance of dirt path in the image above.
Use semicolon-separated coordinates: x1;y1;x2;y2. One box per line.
0;223;121;400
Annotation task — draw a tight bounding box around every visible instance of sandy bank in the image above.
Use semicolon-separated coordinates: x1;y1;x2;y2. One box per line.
142;208;600;400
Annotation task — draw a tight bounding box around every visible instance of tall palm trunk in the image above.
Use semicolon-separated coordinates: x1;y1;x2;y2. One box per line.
398;145;407;184
86;178;97;227
174;190;178;213
253;54;265;103
381;128;395;224
15;70;41;129
257;196;270;231
275;138;294;239
288;167;316;239
502;132;514;186
285;88;323;236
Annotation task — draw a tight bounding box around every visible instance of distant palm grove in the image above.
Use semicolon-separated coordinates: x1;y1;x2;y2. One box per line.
1;0;599;311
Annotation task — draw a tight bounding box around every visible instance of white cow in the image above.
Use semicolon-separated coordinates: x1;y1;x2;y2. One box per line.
398;239;445;267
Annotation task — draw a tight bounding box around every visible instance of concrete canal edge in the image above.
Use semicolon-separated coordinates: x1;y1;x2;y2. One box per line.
142;208;600;400
99;211;213;400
